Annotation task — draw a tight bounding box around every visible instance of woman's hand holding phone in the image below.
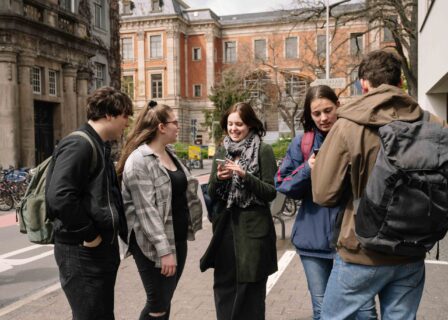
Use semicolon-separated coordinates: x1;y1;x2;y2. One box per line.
216;159;232;180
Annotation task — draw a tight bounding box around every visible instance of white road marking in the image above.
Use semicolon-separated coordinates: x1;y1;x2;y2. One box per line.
425;259;448;265
0;244;53;259
0;244;54;273
266;250;296;295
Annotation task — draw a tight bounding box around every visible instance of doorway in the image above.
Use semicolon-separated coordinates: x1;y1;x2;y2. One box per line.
34;101;56;165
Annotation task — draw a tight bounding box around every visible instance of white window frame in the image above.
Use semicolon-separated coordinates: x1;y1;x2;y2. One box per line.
121;74;134;99
284;36;299;59
349;33;364;56
317;34;327;58
93;0;105;29
223;40;237;64
94;63;105;89
149;34;163;59
60;0;74;13
192;47;202;61
31;67;42;94
151;0;162;12
48;69;58;96
193;84;202;97
350;68;362;96
150;73;163;99
121;37;134;60
253;38;267;61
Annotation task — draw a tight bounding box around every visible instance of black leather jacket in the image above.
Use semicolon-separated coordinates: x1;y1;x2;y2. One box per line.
46;123;127;245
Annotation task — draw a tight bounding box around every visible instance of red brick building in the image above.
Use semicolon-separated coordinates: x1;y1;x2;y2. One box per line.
119;0;390;143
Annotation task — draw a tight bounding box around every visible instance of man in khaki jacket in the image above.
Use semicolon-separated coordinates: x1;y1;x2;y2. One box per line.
311;50;446;319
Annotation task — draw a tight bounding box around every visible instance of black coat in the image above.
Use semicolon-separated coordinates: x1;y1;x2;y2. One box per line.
46;123;127;245
202;142;278;282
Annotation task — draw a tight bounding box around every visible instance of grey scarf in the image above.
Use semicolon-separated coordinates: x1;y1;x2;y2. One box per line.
216;131;261;208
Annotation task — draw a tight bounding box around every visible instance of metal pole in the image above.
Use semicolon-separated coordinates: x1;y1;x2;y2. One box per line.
326;0;330;80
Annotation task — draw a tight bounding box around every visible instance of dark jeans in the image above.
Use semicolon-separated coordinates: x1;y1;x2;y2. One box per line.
213;221;268;320
54;240;120;320
130;234;188;320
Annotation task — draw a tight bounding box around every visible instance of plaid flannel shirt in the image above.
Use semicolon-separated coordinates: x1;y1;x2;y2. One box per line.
121;144;203;267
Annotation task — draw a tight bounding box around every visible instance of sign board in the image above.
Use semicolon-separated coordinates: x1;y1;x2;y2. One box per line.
188;145;201;160
311;78;346;88
208;144;216;158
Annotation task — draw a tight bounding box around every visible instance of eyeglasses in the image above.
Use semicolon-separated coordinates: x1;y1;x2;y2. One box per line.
164;120;179;127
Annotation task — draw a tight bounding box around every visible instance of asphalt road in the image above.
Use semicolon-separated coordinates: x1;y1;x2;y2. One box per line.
0;219;58;309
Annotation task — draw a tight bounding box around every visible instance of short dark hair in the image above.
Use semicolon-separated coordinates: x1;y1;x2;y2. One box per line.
358;50;402;88
86;86;133;121
220;102;266;137
300;85;338;132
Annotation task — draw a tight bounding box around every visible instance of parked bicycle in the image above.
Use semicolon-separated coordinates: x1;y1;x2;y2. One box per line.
275;159;300;217
0;168;30;211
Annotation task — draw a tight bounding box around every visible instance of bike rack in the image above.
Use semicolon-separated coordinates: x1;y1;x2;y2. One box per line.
271;192;287;240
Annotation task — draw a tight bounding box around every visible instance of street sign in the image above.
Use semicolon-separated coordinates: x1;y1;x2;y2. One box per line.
311;78;346;88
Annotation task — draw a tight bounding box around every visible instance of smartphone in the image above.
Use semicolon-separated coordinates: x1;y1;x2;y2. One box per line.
216;159;226;166
313;148;320;155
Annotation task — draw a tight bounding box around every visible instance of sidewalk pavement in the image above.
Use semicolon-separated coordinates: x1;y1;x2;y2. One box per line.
2;158;448;319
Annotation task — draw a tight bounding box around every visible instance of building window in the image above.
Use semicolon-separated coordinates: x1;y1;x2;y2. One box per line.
350;33;363;56
59;0;74;12
94;0;105;29
350;68;362;96
285;75;306;97
150;35;162;59
121;37;134;60
121;75;134;99
383;16;397;42
285;37;298;59
151;0;162;12
48;70;58;96
151;74;163;98
193;84;202;97
317;35;326;58
224;41;236;63
254;39;266;60
31;67;42;94
95;63;105;88
192;47;201;61
315;68;325;79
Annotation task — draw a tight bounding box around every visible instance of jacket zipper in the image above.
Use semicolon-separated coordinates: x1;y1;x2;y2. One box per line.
105;147;116;244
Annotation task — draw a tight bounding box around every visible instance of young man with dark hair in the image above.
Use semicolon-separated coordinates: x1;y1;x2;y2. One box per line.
46;86;133;319
311;50;446;319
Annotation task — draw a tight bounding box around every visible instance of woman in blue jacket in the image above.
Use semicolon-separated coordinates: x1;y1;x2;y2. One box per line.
275;85;377;320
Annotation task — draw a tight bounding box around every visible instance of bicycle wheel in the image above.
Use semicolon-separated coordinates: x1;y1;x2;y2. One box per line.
282;198;298;217
0;191;14;211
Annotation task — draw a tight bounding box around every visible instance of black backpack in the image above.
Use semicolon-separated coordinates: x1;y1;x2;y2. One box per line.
355;112;448;257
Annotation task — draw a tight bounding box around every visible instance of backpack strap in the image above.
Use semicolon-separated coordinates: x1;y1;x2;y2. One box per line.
300;131;315;161
69;131;98;176
422;110;431;122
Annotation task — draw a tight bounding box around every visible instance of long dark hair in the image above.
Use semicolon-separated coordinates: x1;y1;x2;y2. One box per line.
300;85;338;132
220;102;266;137
116;101;173;179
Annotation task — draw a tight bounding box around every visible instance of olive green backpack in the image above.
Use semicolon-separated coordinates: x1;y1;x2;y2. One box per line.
18;131;97;244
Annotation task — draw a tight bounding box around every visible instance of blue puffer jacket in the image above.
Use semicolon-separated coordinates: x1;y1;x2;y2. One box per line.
275;130;340;259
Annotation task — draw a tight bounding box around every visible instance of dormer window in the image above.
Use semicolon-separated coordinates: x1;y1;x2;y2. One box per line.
152;0;162;12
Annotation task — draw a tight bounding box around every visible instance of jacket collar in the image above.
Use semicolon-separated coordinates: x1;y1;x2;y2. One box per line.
80;123;105;147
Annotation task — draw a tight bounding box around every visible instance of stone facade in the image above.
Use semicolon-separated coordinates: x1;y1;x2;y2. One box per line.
0;0;113;168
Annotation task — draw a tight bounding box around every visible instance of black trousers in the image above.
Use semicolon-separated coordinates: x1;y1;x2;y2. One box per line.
54;240;120;320
213;221;268;320
130;234;188;320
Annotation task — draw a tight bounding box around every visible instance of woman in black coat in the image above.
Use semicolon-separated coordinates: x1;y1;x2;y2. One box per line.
202;102;278;320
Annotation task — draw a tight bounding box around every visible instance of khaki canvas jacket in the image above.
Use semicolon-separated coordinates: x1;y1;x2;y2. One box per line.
311;84;447;265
